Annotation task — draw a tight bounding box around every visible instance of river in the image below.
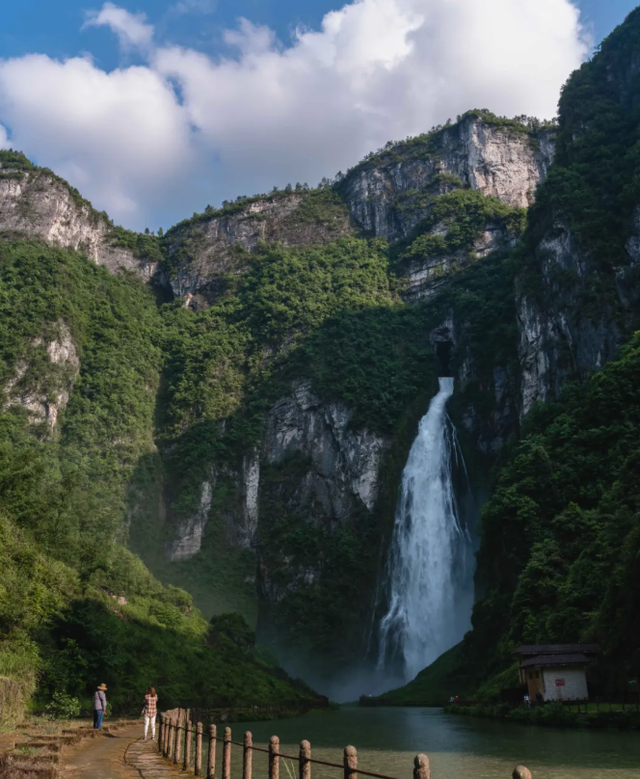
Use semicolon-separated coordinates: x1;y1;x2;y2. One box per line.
213;706;640;779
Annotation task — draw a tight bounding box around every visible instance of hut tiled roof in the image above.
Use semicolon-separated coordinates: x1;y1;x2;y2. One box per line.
519;653;592;668
513;644;601;656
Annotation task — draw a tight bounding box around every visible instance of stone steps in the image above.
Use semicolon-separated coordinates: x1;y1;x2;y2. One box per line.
0;719;141;779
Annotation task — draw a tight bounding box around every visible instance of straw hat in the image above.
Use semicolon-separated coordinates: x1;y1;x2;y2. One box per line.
97;683;108;691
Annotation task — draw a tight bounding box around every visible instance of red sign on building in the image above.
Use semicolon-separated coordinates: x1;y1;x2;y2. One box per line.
555;679;565;686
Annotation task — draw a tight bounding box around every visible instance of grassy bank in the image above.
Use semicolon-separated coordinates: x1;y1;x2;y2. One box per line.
446;702;640;730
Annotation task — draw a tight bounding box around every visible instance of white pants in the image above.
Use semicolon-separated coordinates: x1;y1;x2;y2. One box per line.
144;715;156;739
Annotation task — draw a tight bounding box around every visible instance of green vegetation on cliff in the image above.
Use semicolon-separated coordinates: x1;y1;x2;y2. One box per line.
461;333;640;687
451;7;640;696
395;190;526;273
342;109;554;178
8;6;640;705
0;239;316;718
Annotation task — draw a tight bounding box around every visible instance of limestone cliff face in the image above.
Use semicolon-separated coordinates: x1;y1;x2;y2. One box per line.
517;219;637;416
263;380;388;520
163;192;353;304
167;451;260;561
403;220;517;301
0;161;157;278
167;380;387;568
2;320;80;428
259;380;389;604
340;116;555;242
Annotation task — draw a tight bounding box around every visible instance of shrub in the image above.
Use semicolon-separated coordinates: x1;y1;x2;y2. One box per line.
45;692;81;720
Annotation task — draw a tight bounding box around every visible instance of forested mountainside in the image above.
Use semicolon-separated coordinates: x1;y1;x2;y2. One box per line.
456;6;640;694
0;241;317;719
382;7;640;703
2;4;640;710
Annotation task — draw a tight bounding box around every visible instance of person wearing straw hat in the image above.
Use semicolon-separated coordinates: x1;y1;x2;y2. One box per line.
94;683;107;730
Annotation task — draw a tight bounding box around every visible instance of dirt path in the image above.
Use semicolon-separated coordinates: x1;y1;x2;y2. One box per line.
60;725;186;779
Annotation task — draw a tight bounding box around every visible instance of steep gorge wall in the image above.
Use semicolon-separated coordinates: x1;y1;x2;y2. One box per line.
515;12;640;416
162;190;354;305
0;156;157;278
133;115;557;669
339;114;554;241
11;72;640;688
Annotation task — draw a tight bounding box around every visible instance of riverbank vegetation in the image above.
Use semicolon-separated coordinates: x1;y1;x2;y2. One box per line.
445;702;640;730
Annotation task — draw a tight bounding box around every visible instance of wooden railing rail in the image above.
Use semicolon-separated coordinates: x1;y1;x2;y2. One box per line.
157;710;533;779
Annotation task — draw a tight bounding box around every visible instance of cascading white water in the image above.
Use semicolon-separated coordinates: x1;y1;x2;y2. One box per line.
377;377;475;685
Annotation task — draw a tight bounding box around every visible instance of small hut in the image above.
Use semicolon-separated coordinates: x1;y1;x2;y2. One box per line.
514;644;601;701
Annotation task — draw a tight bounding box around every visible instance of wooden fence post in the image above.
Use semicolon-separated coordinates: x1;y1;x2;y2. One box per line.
184;719;193;771
344;746;357;779
223;727;232;779
167;718;175;761
513;767;532;779
163;716;170;758
195;722;203;776
299;740;311;779
158;715;164;754
269;736;280;779
243;731;253;779
414;754;430;779
208;724;217;779
175;712;183;765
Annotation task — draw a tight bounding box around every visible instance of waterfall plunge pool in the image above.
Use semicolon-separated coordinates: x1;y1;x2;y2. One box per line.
211;706;640;779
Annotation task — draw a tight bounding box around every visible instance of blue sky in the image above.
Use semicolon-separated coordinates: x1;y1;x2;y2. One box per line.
0;0;636;230
2;0;636;65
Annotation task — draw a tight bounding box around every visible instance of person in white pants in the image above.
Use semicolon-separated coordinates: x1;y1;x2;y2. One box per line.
142;686;158;741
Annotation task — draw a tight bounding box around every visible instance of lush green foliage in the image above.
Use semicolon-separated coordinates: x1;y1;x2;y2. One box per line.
109;225;164;263
0;239;316;715
45;692;81;720
395;189;525;271
237;238;394;343
0;150;36;179
460;333;640;688
446;701;640;730
0;240;162;566
523;7;640;282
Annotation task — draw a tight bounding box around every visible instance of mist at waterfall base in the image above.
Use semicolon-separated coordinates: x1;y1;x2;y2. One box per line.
372;377;476;696
269;379;476;703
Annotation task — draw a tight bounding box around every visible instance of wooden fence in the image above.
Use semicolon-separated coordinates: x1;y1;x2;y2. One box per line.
157;709;534;779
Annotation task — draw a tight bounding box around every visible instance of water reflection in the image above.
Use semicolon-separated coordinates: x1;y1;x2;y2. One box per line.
209;707;640;779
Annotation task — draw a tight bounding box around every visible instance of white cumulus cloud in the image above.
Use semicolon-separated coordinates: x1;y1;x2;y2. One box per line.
83;2;154;52
0;0;590;230
0;124;10;150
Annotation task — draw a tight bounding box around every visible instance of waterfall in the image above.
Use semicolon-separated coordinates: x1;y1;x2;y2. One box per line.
377;377;475;685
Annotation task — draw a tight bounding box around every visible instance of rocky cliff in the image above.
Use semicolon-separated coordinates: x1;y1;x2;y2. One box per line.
514;13;640;416
7;30;640;690
162;189;353;305
0;151;158;279
339;112;555;242
166;380;387;557
3;319;80;428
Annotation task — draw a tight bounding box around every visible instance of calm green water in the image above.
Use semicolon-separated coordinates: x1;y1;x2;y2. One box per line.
212;707;640;779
